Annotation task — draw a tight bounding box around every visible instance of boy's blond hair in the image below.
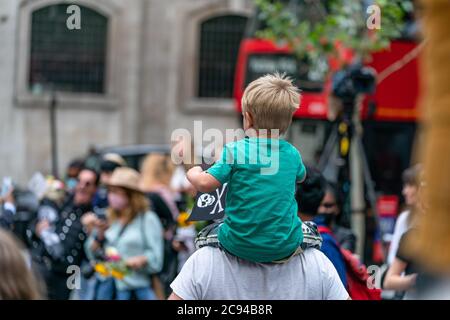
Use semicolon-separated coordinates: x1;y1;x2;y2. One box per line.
241;73;301;134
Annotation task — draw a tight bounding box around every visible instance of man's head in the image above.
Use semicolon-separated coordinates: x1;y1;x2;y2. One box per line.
66;159;84;178
318;184;341;216
65;158;85;191
74;168;99;205
241;73;301;135
296;165;327;221
402;164;422;207
99;153;126;185
316;183;343;226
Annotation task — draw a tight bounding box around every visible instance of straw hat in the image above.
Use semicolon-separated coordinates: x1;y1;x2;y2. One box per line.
107;167;143;193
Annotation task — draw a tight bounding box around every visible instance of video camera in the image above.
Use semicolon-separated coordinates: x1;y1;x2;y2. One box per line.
332;63;376;107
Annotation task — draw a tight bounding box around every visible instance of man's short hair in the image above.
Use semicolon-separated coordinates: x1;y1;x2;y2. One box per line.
296;165;327;216
68;158;85;170
241;73;301;134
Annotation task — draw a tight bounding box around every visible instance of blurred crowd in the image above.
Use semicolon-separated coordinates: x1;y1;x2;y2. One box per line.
0;148;205;300
1;143;435;300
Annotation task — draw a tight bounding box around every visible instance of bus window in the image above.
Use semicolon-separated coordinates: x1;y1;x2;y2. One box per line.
245;53;324;92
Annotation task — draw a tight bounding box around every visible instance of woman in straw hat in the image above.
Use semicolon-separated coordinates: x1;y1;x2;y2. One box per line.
85;167;164;300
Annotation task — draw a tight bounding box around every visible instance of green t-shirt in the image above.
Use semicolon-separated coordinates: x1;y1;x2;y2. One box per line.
207;137;306;262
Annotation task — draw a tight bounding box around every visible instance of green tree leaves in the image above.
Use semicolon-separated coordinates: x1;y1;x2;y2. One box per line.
255;0;412;73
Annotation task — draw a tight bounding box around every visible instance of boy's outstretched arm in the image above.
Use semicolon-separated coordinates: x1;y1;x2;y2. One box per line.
187;166;222;193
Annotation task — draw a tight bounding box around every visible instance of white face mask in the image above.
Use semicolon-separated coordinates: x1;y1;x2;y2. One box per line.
108;192;129;211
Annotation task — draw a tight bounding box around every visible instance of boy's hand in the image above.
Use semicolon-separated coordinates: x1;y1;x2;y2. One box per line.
187;166;221;193
187;166;203;175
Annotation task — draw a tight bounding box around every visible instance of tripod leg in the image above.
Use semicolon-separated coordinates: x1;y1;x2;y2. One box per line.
355;135;378;218
356;134;386;261
318;123;339;171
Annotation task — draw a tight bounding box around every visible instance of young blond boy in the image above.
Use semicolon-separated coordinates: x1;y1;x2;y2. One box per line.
187;73;321;262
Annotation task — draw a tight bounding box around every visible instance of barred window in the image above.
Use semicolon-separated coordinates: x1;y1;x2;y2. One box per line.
198;15;248;98
29;4;108;94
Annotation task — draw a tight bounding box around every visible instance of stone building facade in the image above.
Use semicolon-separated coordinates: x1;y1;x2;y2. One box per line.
0;0;254;183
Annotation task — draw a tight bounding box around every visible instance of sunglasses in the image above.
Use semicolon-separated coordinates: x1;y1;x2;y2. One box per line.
321;202;337;208
78;179;95;188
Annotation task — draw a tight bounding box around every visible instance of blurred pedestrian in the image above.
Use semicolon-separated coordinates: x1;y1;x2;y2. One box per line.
64;159;85;192
387;164;422;264
383;171;426;299
0;229;44;300
35;177;67;230
29;167;99;299
297;166;380;300
141;154;179;222
86;168;163;300
80;153;126;300
382;165;422;299
316;182;356;252
296;166;348;288
0;188;16;231
93;153;126;211
140;153;179;298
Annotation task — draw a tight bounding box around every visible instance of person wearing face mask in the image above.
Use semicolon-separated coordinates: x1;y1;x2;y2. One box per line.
85;168;164;300
64;159;85;192
315;183;356;253
79;154;125;300
92;153;126;211
296;168;348;289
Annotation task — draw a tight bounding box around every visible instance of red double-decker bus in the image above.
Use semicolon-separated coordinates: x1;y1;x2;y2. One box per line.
233;1;420;262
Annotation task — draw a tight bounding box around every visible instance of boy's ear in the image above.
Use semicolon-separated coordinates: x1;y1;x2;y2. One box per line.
244;112;254;128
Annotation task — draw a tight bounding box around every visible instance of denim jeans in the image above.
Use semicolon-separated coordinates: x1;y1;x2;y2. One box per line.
76;261;97;300
116;287;156;300
95;277;116;300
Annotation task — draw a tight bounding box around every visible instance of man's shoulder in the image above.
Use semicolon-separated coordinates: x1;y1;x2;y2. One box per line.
301;248;330;263
300;249;344;279
190;247;334;270
189;246;217;262
194;246;329;263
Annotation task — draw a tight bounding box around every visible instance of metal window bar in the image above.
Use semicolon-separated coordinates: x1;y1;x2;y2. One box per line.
29;4;108;94
198;15;248;98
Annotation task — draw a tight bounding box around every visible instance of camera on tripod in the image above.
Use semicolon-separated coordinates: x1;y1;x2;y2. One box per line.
331;63;377;116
